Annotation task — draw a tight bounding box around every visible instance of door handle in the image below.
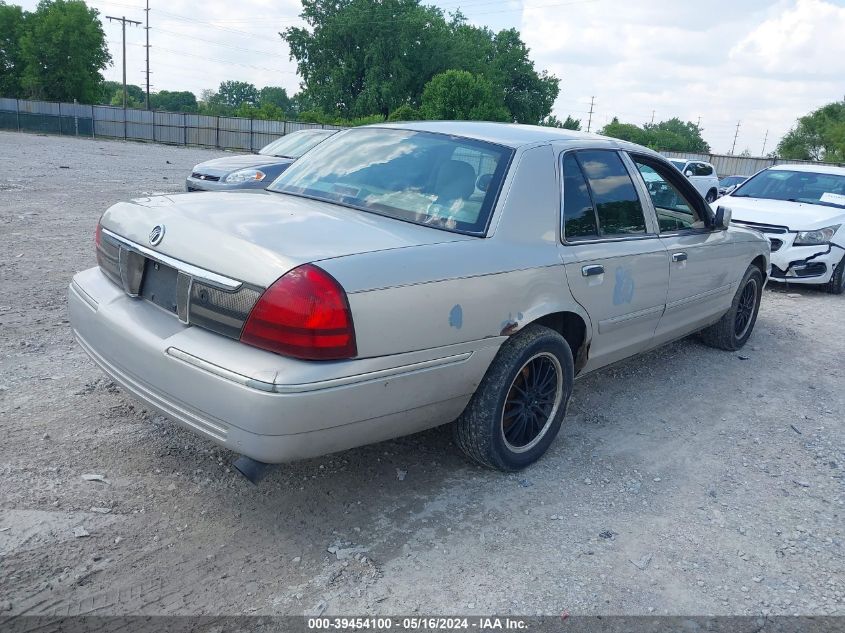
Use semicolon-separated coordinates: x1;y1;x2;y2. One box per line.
671;252;688;262
582;264;604;277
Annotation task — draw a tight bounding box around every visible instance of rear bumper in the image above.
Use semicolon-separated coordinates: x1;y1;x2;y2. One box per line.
68;267;499;463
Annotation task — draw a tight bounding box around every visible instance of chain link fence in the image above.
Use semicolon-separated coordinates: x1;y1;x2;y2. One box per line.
0;97;344;152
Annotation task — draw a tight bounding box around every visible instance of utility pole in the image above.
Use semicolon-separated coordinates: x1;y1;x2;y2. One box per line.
761;129;769;156
144;0;151;109
586;96;595;133
650;110;655;125
696;116;701;129
106;15;141;109
730;120;741;155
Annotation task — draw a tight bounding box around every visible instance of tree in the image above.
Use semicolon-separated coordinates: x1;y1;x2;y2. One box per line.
0;2;26;97
485;28;558;124
541;114;581;130
19;0;111;103
258;86;291;113
599;116;710;152
283;0;453;118
777;100;845;162
420;70;509;122
388;103;420;121
210;80;259;109
151;90;197;112
643;117;710;153
109;87;143;108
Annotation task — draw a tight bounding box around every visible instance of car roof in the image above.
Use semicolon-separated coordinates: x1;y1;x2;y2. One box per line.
369;120;650;151
669;157;710;165
768;163;845;176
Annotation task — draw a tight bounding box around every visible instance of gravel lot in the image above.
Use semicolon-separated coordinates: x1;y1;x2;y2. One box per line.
0;131;843;617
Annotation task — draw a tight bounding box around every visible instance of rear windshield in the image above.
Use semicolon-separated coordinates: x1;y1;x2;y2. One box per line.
266;128;513;235
259;130;335;158
732;169;845;208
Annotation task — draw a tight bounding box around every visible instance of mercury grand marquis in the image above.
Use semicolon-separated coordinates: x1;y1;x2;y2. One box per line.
68;122;770;481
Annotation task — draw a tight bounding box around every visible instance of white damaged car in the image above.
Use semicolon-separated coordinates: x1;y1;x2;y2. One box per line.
717;164;845;294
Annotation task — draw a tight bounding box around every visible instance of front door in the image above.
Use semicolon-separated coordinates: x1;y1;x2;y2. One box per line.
558;150;669;372
628;154;741;345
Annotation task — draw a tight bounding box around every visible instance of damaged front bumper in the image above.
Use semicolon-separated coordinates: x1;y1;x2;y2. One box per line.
768;235;844;284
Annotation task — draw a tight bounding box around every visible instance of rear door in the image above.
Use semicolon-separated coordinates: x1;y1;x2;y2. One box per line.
559;150;669;372
628;153;741;344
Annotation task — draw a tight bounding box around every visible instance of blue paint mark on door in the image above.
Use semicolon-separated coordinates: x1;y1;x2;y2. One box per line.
449;304;463;329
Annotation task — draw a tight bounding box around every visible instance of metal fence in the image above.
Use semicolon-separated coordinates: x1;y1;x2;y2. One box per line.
0;97;345;152
660;150;845;177
3;97;845;173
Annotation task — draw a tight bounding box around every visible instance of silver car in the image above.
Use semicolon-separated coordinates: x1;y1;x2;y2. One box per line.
185;128;336;192
69;122;770;480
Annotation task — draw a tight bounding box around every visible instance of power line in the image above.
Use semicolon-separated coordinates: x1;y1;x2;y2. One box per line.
106;15;142;109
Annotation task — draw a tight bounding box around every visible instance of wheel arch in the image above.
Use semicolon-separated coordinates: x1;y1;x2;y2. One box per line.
750;254;768;282
529;311;590;374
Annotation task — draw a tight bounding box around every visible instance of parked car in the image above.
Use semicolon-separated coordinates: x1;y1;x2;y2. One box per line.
717;164;845;293
669;158;720;202
185;128;337;192
70;122;769;481
718;175;747;197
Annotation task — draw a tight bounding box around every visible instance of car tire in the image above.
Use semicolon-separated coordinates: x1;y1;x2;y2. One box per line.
826;254;845;295
453;324;574;471
705;189;718;203
699;264;763;350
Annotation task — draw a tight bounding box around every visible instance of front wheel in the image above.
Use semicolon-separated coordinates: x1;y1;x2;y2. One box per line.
453;325;574;471
826;254;845;294
699;264;763;350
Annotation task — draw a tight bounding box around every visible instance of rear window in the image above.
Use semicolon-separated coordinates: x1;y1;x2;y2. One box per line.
259;130;335;158
266;128;513;235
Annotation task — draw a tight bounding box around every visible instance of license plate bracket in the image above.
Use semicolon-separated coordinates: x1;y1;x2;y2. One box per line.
140;259;179;315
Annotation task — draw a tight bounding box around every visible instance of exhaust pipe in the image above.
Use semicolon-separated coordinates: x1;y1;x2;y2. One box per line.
232;455;273;485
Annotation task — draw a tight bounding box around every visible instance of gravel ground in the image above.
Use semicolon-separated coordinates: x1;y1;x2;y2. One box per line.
0;131;843;617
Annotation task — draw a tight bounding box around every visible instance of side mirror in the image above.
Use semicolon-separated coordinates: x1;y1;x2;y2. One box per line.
684;170;693;178
714;206;732;230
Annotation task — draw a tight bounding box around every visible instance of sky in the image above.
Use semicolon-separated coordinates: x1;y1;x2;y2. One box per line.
15;0;845;153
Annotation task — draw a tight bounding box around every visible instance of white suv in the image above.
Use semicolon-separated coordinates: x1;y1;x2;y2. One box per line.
670;159;720;202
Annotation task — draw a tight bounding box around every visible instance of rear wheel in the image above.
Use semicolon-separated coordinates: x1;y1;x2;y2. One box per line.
453;325;574;471
826;254;845;294
700;265;763;350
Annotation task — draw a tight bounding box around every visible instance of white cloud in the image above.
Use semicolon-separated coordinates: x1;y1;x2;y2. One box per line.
522;0;845;153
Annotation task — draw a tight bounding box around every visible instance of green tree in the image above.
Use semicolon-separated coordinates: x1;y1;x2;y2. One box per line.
388;103;420;121
485;28;558;124
420;70;509;121
777;100;845;162
19;0;111;102
600;116;709;152
0;2;26;97
109;87;143;108
211;80;259;109
643;117;710;153
151;90;197;112
258;86;291;112
541;114;581;130
283;0;452;118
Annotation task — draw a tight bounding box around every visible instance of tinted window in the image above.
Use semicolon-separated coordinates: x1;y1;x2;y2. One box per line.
267;128;513;235
562;153;598;239
695;163;713;176
634;159;704;231
577;150;646;236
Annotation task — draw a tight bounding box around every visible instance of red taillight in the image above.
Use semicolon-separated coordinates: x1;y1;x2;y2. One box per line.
240;264;357;360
